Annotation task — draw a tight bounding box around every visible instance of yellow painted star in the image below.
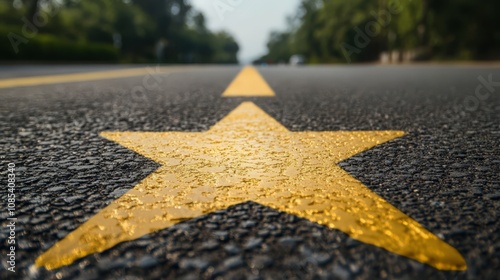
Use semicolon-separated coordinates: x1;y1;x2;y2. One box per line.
36;102;466;271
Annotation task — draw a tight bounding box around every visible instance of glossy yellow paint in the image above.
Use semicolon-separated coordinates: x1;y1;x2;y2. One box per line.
222;66;275;96
36;102;466;271
0;67;191;89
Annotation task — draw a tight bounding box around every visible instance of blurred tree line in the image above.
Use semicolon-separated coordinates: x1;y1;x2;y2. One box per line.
258;0;500;64
0;0;239;63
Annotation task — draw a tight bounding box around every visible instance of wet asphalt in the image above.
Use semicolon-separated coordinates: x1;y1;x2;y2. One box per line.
0;65;499;279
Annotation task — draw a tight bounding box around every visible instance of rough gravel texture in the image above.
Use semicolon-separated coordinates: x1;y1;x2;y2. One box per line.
0;66;499;279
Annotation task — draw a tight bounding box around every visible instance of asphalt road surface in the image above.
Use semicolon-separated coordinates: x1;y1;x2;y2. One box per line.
0;65;499;279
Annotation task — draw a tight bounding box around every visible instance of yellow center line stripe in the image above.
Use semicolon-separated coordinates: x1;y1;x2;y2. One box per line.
222;66;275;97
0;67;193;89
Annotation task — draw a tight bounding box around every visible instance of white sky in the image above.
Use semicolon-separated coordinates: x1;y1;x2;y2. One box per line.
190;0;301;64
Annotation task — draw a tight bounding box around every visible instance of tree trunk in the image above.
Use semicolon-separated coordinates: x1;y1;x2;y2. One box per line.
420;0;429;47
27;0;40;21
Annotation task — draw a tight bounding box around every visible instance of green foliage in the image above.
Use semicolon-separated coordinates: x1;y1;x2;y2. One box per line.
0;26;119;61
0;1;24;25
260;0;500;64
0;0;239;63
211;31;239;64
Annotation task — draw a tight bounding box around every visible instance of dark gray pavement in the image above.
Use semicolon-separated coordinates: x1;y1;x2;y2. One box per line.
0;65;499;279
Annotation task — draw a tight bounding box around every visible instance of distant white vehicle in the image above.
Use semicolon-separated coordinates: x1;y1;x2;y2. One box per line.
289;54;305;65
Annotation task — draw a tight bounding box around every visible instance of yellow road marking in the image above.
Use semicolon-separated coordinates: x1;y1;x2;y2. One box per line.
36;102;466;271
0;67;191;89
222;66;275;96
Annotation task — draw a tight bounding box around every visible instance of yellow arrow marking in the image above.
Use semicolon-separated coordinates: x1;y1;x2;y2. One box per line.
0;67;192;89
222;66;275;96
36;102;466;271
